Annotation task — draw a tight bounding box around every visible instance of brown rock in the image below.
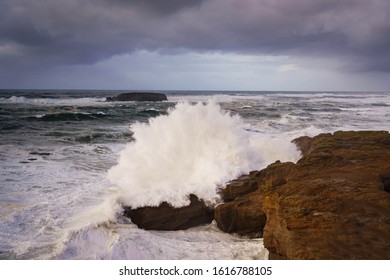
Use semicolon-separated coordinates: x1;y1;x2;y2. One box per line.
215;194;266;237
292;136;312;154
124;194;213;230
380;173;390;193
215;130;390;259
217;172;260;202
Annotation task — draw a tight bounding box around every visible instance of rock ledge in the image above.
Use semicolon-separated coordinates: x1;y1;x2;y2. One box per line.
216;130;390;259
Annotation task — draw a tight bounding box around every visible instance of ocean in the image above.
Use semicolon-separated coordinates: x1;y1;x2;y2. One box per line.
0;90;389;260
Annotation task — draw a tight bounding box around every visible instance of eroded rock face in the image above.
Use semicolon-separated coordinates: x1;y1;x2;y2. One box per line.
291;136;312;155
215;131;390;259
124;194;214;230
215;194;266;237
106;92;168;102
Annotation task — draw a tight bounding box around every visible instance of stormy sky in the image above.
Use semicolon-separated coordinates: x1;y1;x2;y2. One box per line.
1;0;389;91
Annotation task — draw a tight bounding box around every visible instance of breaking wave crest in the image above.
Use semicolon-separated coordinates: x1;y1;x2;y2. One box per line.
108;101;300;208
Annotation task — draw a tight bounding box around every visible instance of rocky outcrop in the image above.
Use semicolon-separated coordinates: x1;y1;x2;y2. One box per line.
124;194;214;230
215;131;390;259
106;92;168;102
215;172;266;237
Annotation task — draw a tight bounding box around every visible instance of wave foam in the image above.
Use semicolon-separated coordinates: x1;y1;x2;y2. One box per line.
0;95;105;105
108;101;300;208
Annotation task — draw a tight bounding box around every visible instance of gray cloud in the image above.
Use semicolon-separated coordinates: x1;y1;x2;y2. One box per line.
110;0;206;15
0;0;389;87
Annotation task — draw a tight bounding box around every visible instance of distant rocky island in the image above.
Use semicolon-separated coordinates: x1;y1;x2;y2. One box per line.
106;92;167;102
123;130;390;259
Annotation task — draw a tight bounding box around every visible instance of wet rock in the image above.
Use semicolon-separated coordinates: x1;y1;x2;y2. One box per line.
217;172;260;202
29;152;51;156
215;194;266;237
215;131;390;259
380;174;390;193
106;92;167;102
291;136;312;154
124;194;213;230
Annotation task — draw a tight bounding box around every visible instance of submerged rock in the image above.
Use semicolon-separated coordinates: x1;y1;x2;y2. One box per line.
106;92;167;102
29;152;51;156
124;194;214;230
215;130;390;259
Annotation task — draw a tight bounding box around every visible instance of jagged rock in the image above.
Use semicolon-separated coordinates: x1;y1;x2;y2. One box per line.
215;131;390;259
215;171;265;236
291;136;312;154
124;194;213;230
106;92;167;102
217;172;260;202
215;194;266;237
215;161;294;238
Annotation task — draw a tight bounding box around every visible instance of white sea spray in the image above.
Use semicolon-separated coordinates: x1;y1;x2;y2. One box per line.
108;101;300;208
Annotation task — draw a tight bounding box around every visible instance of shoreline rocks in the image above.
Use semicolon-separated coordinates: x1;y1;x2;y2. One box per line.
123;130;390;259
106;92;167;102
215;130;390;259
123;194;214;230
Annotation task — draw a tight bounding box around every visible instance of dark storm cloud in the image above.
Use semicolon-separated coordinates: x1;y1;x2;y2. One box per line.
110;0;206;15
0;0;389;77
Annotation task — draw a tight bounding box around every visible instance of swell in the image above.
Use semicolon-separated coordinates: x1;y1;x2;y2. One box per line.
31;112;108;122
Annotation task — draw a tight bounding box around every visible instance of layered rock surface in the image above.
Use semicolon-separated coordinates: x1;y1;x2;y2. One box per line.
216;131;390;259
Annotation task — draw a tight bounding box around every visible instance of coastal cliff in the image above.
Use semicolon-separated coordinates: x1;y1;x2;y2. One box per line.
216;131;390;259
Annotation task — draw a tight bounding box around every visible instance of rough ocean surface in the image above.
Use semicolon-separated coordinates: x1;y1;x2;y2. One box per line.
0;90;389;259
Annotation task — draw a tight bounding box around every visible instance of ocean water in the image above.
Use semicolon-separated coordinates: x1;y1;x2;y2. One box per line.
0;90;389;260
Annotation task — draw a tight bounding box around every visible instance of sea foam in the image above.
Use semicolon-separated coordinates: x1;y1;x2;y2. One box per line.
108;101;300;208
